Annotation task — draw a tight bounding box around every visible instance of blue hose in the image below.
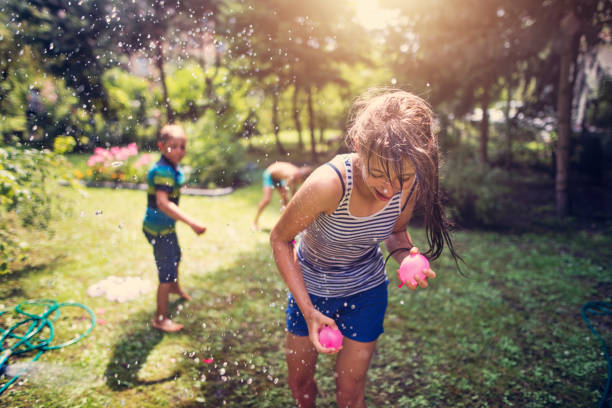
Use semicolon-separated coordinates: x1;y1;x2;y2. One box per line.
582;301;612;408
0;299;96;396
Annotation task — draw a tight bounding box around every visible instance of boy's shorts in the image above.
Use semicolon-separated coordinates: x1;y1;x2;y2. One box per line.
143;230;181;283
262;169;286;189
286;281;388;343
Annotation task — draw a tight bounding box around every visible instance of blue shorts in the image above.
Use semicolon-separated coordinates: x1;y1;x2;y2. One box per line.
262;169;286;189
143;230;181;283
286;281;389;343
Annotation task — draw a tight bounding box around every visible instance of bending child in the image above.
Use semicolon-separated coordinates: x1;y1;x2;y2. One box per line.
252;161;313;231
270;90;462;408
143;124;207;333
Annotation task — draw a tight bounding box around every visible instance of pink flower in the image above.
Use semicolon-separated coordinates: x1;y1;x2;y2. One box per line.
94;147;112;160
87;154;106;167
134;153;154;168
115;148;129;161
127;143;138;156
88;144;143;168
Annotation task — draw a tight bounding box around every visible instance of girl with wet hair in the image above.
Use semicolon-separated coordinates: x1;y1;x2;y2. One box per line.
270;89;461;408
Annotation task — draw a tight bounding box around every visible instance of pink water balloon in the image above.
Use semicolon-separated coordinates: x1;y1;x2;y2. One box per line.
397;252;430;288
318;326;343;350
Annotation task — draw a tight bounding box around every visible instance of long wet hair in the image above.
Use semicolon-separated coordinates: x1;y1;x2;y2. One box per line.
346;88;462;267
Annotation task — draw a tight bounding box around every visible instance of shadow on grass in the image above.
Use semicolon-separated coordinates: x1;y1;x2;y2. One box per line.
94;241;292;404
102;240;288;401
103;299;187;391
112;241;291;406
178;241;291;407
0;258;66;301
105;244;284;396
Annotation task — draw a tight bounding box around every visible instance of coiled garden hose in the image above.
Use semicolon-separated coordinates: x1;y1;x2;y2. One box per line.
0;299;96;396
582;301;612;408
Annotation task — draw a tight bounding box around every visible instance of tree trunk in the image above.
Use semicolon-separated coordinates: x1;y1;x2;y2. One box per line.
272;82;286;155
505;73;514;168
292;84;304;151
155;41;174;124
438;112;449;149
479;82;489;165
555;11;581;217
307;86;317;162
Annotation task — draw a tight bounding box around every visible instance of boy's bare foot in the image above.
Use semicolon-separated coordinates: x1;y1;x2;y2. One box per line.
151;318;184;332
251;222;259;232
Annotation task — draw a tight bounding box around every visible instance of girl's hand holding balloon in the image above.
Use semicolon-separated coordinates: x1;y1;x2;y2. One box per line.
397;247;436;290
319;326;343;350
306;309;343;354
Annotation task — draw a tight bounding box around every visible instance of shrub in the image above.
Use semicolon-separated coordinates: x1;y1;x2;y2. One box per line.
185;111;247;187
102;68;160;147
441;154;516;227
0;146;75;272
53;135;77;154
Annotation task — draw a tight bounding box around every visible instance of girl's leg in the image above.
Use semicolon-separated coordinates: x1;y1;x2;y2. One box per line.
253;187;273;229
334;338;377;408
286;332;319;408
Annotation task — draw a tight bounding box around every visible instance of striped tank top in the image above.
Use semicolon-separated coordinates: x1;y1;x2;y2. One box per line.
297;155;404;297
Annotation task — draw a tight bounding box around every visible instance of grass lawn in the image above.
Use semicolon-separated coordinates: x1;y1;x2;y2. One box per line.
1;182;611;407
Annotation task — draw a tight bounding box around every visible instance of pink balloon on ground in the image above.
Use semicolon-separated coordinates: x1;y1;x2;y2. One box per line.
319;326;343;350
397;253;429;288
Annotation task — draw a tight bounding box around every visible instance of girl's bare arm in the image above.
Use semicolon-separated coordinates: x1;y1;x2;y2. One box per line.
269;164;343;353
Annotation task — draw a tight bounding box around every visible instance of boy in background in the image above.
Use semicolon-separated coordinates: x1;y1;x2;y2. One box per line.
143;124;206;332
253;161;313;231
